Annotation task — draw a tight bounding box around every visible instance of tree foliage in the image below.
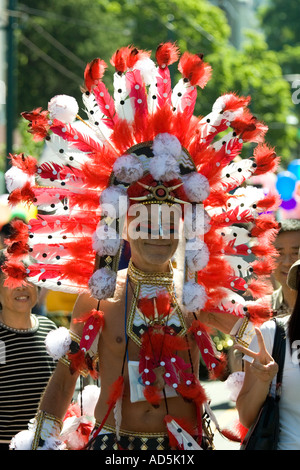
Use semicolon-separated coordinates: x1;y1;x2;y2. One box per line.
9;0;296;165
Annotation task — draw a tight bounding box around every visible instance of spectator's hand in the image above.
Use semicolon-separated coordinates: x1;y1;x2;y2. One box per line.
234;327;278;383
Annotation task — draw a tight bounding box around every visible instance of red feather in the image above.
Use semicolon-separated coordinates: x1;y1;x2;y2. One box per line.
164;415;197;448
6;241;29;258
138;297;155;319
2;259;28;288
107;376;124;406
68;350;87;375
110;46;133;73
232;110;268;143
84;58;107;92
256;192;281;212
155;42;179;67
246;278;273;299
21;107;50;141
251;241;278;258
8;182;35;206
177;379;207;406
6;219;29;244
246;299;272;325
253;144;280;175
28;213;98;235
251;258;276;276
143;385;161;406
251;213;279;238
127;47;151;69
93;82;117;129
79;310;105;352
10;153;37;175
178;52;212;88
222;93;251;112
61;260;94;285
126;69;148;119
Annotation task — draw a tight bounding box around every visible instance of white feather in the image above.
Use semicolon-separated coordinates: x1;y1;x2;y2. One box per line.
218;226;252;246
165;418;202;450
216;159;256;191
82;92;114;143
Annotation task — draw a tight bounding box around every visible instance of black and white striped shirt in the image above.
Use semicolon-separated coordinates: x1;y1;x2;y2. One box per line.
0;315;57;443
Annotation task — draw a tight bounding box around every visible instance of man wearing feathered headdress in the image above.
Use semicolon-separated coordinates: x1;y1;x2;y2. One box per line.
4;43;280;450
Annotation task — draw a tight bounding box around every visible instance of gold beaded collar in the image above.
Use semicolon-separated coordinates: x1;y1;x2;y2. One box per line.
127;259;174;286
126;259;187;346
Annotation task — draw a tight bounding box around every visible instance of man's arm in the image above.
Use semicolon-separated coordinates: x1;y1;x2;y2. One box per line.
197;310;239;335
38;362;79;420
38;292;98;418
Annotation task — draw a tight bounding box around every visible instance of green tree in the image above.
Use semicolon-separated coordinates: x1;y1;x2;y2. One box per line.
207;32;297;163
3;0;295;167
258;0;300;158
259;0;300;51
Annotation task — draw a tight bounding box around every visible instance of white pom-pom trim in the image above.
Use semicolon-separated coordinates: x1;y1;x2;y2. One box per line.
182;172;210;202
225;371;245;402
185;239;210;271
88;267;117;300
92;224;120;257
182;282;207;312
184;206;211;238
100;186;128;219
153;133;182;159
5;166;35;193
77;385;100;417
113;154;144;184
149;154;180;182
45;327;71;360
9;430;35;450
48;94;79;124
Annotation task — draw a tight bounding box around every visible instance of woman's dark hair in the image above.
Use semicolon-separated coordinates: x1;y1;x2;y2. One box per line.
288;267;300;352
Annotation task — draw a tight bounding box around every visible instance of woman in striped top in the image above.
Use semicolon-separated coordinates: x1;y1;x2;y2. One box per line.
0;251;57;449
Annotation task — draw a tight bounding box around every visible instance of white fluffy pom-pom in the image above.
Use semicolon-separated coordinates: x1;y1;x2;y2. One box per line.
48;94;79;124
77;385;100;417
183;205;211;238
45;327;71;360
113;154;144;184
225;371;245;402
153;133;182;159
9;430;34;450
100;186;128;219
88;267;117;300
149;154;180;182
5;166;35;193
182;281;207;312
92;224;120;257
185;239;210;272
182;172;210;202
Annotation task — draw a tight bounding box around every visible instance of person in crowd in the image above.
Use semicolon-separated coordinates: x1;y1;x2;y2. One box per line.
0;250;57;450
4;43;278;451
271;218;300;316
235;257;300;449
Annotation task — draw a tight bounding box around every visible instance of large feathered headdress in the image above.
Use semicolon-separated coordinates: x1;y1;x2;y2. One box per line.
4;43;280;325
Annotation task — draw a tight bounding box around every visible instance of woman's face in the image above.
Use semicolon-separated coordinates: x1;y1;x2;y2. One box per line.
0;277;38;315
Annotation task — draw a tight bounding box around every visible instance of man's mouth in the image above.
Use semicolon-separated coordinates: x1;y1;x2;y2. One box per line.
15;295;30;301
